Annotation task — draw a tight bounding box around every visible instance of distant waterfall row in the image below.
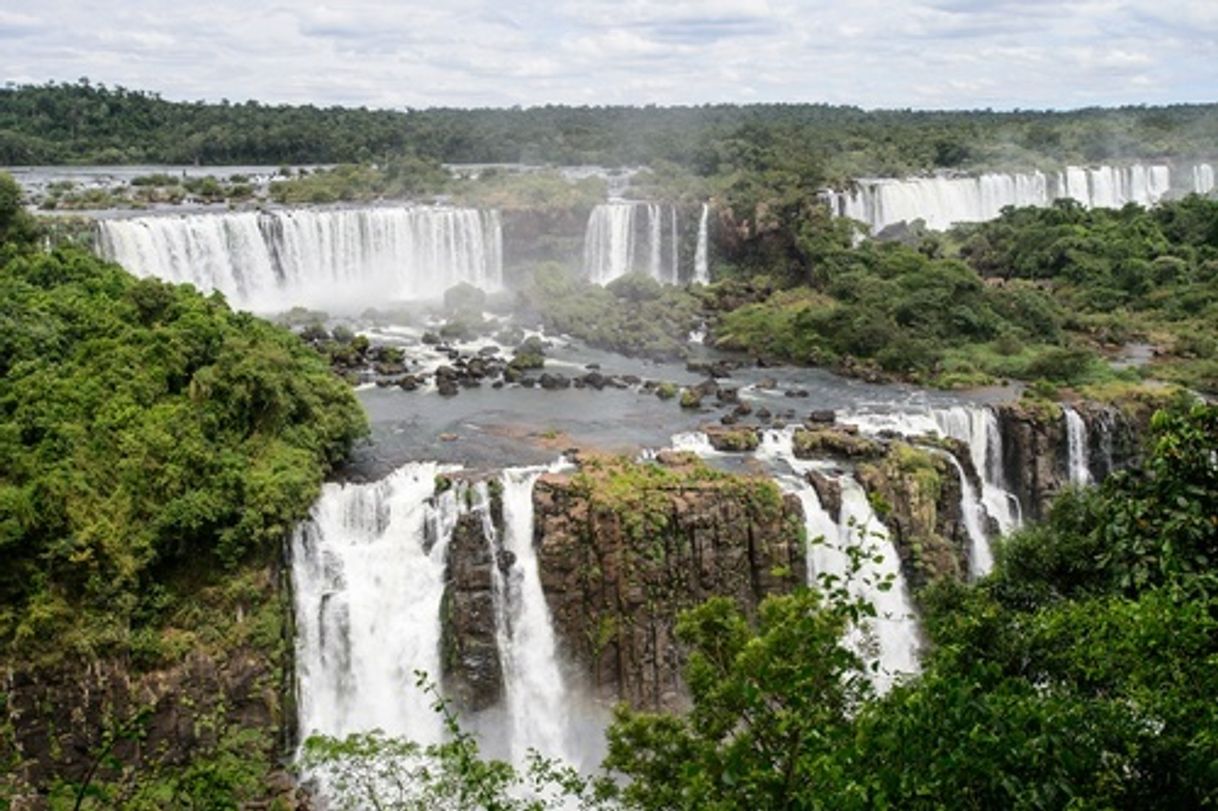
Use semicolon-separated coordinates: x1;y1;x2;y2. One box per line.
96;206;503;312
824;161;1216;234
582;201;710;285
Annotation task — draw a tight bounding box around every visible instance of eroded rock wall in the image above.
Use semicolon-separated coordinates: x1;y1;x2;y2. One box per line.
531;454;806;712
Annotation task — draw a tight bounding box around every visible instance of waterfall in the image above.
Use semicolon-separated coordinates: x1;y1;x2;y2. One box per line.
292;461;458;746
1196;164;1216;195
930;406;1021;535
824;162;1188;234
928;448;993;578
493;465;584;766
669;205;680;284
839;406;1021;536
96;206;504;312
835;478;922;691
693;203;710;284
1064;406;1092;486
755;428;920;691
583;202;678;285
670;431;718;456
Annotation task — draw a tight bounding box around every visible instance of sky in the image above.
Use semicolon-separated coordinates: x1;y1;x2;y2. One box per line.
2;1;1216;111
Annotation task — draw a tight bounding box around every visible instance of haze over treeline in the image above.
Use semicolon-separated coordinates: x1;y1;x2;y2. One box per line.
2;81;1217;179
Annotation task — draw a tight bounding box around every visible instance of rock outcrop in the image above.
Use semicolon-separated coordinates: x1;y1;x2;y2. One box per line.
532;453;806;712
441;504;506;713
994;399;1145;522
855;443;972;589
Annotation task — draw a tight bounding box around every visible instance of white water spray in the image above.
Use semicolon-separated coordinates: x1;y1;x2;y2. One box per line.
494;465;585;766
693;203;710;284
292;462;458;745
1064;406;1092;486
97;206;503;312
823;162;1192;234
583;202;679;285
757;428;921;691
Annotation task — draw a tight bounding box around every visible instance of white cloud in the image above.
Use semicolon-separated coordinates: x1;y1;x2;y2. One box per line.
2;0;1214;109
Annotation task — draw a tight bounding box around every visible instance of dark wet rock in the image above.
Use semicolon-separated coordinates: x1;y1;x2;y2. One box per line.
374;361;407;376
655;382;678;400
478;345;501;356
517;336;546;356
437;378;460;397
784;389;809;398
806;472;842;522
442;511;504;712
806;409;836;424
733;402;753;417
421;331;442;345
720;414;739;426
540;373;571;390
622;374;642;385
715;387;739;404
757;377;779;390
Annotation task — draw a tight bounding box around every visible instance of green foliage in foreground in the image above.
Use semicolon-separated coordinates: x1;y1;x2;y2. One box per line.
0;243;367;659
609;404;1218;810
302;674;614;811
308;405;1218;810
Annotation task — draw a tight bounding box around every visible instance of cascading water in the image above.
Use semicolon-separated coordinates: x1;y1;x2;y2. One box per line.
840;406;1020;538
927;448;993;578
823;162;1194;234
493;465;585;767
1195;164;1215;195
754;428;921;692
583;202;678;285
1064;406;1092;486
292;461;458;746
96;206;504;312
293;459;593;802
669;431;718;456
930;406;1020;536
834;477;922;691
693;203;710;284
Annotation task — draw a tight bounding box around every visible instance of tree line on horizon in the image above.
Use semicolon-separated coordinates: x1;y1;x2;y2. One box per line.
2;79;1217;182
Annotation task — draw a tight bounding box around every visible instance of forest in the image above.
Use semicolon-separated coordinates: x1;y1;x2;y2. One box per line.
4;80;1218;182
3;73;1218;808
0;171;366;662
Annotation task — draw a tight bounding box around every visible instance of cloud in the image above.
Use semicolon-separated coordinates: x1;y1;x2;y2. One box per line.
1;0;1214;110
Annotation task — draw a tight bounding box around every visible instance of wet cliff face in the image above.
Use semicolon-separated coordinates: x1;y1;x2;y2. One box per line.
994;401;1143;522
1;564;302;810
441;509;506;713
792;427;976;589
529;453;805;712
